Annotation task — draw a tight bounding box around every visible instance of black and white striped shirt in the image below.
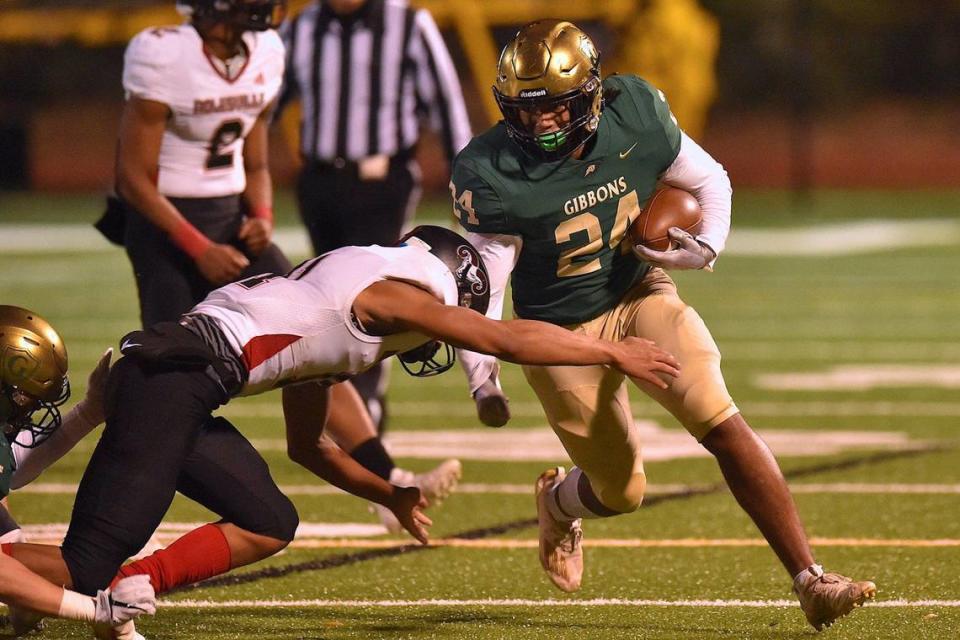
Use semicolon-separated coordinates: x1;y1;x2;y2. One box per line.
278;0;472;164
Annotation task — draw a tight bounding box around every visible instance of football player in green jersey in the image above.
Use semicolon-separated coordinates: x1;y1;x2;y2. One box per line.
450;20;876;631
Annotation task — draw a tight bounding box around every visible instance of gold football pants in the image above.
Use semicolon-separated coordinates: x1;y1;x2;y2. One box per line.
522;268;738;513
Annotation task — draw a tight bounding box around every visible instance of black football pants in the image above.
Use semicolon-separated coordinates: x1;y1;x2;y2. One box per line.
296;158;419;433
123;195;292;327
61;357;298;595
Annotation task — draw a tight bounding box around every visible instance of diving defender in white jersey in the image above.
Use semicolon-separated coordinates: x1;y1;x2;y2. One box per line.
7;227;679;606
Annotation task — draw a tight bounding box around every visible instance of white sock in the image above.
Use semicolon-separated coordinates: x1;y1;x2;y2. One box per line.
57;589;96;622
793;563;824;590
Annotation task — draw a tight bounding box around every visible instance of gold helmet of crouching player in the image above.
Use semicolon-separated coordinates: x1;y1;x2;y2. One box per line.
0;306;69;448
493;20;603;160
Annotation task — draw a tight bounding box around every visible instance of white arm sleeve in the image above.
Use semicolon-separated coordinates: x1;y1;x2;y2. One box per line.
659;131;732;261
456;231;522;395
10;402;99;491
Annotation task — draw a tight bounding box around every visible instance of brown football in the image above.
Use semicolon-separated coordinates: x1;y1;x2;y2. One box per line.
629;187;703;251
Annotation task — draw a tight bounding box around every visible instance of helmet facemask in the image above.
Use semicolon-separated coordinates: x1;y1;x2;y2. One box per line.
495;76;602;161
395;226;491;378
1;376;70;449
0;305;71;450
494;20;604;161
397;341;454;378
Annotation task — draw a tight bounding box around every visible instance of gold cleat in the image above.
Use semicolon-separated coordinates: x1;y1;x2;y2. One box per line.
535;467;583;592
793;566;877;631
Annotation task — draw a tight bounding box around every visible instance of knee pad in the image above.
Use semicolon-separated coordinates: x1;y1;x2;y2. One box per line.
262;493;300;544
597;471;647;514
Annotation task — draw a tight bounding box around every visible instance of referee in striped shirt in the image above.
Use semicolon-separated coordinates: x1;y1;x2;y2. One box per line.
277;0;472;431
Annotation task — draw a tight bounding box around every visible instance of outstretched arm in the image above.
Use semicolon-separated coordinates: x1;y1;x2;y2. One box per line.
358;281;680;388
282;382;431;543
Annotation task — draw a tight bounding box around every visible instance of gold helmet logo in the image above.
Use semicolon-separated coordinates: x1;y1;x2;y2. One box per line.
0;306;69;448
493;20;603;160
1;346;41;387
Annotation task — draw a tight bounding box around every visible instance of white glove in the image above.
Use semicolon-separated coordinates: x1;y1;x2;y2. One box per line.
94;575;157;626
473;376;510;428
74;348;113;426
633;227;716;271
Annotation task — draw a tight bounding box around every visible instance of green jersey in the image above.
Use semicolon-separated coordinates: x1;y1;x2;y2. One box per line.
0;435;12;499
451;75;681;324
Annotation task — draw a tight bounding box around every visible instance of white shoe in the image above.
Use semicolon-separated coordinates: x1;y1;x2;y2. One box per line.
411;459;462;505
535;467;583;592
374;459;463;534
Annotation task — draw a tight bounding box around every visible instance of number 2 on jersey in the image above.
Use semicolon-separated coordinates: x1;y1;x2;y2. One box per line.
206;119;243;169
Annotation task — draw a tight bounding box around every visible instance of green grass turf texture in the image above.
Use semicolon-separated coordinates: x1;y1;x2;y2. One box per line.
1;189;959;638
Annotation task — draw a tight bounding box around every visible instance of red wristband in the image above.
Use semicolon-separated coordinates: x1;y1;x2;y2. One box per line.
251;205;274;223
170;219;211;260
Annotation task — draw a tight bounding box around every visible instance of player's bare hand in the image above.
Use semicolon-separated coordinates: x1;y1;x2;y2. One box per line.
473;377;511;428
634;227;716;271
196;243;250;285
78;348;113;425
613;337;680;389
238;217;273;256
387;485;432;545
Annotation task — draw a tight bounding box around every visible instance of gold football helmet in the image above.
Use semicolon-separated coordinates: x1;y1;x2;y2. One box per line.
0;306;70;448
494;20;603;160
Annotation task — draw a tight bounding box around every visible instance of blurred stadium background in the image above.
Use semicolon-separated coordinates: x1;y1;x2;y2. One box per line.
1;2;959;639
2;0;959;197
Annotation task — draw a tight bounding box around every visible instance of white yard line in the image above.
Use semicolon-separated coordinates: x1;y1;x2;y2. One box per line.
726;219;960;256
155;597;960;609
4;219;959;256
218;399;960;419
0;225;313;256
285;538;960;550
17;522;960;549
20;481;960;496
757;365;960;391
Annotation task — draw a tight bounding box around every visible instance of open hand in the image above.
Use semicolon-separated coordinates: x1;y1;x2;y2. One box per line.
634;227;715;271
387;485;432;545
76;348;113;426
613;337;680;388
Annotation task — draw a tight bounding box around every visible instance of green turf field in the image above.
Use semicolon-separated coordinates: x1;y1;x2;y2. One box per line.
1;189;959;638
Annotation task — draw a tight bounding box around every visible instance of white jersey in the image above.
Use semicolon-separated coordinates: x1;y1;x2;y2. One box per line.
191;245;459;396
122;25;284;198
